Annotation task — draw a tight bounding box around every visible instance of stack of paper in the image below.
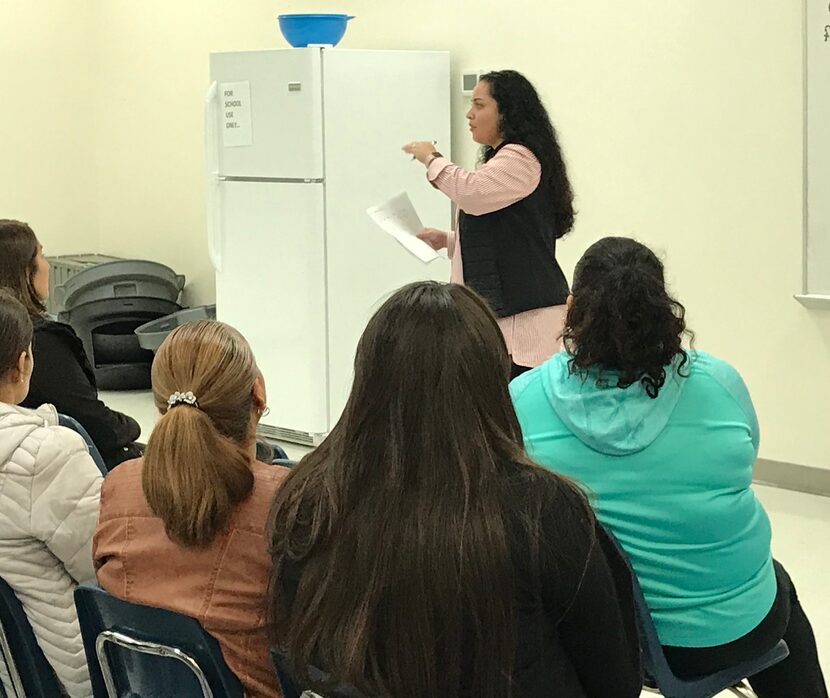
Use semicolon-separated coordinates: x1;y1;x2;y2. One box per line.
366;192;441;263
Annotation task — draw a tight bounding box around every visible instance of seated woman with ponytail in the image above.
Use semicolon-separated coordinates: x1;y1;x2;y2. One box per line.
510;237;826;697
94;321;288;698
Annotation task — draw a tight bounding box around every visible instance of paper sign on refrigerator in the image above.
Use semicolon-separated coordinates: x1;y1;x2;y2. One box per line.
220;81;253;147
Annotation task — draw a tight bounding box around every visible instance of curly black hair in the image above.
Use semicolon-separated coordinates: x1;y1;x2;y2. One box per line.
479;70;575;239
562;237;693;398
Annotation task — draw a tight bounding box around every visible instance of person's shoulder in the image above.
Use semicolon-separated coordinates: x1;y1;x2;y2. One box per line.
509;361;545;401
228;461;291;535
498;143;537;161
252;459;291;487
99;458;144;503
0;404;60;466
510;352;567;402
34;316;72;334
504;466;596;568
32;317;82;349
240;461;291;521
687;350;746;392
41;421;89;455
505;464;591;517
25;423;103;492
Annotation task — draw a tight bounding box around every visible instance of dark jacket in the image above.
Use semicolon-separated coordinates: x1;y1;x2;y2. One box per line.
21;317;141;469
277;472;642;698
458;146;569;318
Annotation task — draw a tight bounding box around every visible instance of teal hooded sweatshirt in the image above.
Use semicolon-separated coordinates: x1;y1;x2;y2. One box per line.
510;350;777;648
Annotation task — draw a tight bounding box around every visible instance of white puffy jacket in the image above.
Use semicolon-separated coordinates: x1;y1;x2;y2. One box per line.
0;402;102;697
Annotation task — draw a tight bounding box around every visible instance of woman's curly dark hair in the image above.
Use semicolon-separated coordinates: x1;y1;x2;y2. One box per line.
562;237;694;398
479;70;575;239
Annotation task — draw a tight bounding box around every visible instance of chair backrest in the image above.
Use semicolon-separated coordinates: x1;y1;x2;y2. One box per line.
272;459;298;468
58;413;107;475
74;583;244;698
600;525;789;698
0;576;64;697
598;525;673;680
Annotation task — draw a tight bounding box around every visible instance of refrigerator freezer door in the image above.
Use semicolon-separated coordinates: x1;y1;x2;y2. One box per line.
209;49;323;180
215;180;328;436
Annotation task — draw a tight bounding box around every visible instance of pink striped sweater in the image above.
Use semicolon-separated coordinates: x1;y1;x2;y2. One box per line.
426;144;566;367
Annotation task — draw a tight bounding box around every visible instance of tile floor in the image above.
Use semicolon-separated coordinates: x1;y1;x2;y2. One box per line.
101;389;830;697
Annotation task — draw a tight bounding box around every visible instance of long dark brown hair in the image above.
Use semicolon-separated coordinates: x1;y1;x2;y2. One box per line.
0;220;47;318
480;70;575;239
267;281;590;698
563;237;693;398
143;321;256;547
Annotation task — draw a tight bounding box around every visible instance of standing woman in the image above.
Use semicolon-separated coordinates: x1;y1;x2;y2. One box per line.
0;220;142;469
404;70;574;379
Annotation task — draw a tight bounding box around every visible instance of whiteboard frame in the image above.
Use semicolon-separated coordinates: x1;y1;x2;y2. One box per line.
802;0;808;295
798;0;830;308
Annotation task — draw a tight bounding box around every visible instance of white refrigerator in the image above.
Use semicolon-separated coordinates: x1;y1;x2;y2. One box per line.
205;48;451;445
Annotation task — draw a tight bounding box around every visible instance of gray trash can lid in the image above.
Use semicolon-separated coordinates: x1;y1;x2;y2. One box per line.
55;260;185;309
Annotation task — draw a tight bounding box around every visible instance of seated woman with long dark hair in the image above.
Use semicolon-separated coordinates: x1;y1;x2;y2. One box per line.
267;281;642;698
0;219;142;469
511;237;827;697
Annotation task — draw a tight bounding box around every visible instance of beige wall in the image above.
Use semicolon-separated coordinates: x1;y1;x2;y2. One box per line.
7;1;830;468
0;1;99;253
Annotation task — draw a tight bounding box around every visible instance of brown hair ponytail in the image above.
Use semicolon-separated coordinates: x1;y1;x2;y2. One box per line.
142;320;258;547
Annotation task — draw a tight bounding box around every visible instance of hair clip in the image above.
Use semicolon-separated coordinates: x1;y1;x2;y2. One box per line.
167;391;199;409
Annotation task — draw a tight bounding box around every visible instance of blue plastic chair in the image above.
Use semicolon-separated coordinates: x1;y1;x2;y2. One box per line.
58;413;107;475
0;575;63;697
601;527;789;698
74;583;244;698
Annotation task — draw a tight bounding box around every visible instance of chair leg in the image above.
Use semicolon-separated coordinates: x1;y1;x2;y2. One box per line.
727;681;756;697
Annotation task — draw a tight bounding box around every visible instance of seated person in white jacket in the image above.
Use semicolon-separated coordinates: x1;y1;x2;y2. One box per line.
0;289;102;697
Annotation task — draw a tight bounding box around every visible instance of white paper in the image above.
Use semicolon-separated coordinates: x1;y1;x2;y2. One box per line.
366;192;439;263
220;81;253;147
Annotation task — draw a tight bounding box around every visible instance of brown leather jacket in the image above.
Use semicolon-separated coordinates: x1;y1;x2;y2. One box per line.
94;458;288;697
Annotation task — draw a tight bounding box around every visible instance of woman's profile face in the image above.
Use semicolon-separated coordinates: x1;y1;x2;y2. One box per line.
30;242;50;302
466;81;501;148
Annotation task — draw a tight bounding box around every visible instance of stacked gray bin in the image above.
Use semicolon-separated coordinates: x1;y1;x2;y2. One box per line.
56;260;185;390
134;305;217;353
46;254;123;315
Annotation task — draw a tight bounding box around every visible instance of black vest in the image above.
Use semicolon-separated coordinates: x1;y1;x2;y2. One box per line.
458;153;569;318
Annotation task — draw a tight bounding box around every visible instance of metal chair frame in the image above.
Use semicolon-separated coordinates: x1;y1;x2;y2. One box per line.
95;630;213;698
0;623;25;698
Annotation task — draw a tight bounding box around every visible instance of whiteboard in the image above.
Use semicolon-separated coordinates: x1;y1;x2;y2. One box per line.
804;0;830;296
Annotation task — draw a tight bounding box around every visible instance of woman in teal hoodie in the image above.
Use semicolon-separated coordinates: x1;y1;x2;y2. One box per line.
510;237;826;696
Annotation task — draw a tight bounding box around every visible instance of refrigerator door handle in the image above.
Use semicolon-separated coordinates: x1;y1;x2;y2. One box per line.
206;177;224;273
204;81;224;272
